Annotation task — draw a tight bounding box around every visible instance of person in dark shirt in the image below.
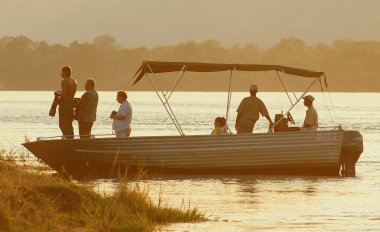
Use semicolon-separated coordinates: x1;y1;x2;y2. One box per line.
75;79;99;138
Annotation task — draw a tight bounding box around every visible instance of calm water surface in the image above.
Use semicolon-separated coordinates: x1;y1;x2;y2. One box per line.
0;91;379;231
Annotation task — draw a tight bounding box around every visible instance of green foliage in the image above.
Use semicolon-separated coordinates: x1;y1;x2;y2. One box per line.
0;35;379;91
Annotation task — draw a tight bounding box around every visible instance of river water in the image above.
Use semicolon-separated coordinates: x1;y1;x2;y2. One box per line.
0;91;379;231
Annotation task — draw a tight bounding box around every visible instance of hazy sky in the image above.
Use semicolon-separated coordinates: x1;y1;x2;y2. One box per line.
1;0;380;48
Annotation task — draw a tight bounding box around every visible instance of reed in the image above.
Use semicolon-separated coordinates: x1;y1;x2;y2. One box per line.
0;154;206;231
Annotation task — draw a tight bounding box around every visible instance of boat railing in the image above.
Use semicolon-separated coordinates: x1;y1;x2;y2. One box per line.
35;125;343;141
36;134;117;141
318;125;342;130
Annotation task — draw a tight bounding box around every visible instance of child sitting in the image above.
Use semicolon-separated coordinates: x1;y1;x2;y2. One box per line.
211;117;227;135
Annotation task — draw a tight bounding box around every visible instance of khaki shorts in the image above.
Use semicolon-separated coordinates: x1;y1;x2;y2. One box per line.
237;118;257;134
115;128;131;138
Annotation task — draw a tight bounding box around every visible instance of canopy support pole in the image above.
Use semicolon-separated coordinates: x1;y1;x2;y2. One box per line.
276;71;294;105
319;77;335;125
224;67;235;133
324;74;338;122
146;64;185;135
164;65;186;104
281;68;298;101
268;77;320;132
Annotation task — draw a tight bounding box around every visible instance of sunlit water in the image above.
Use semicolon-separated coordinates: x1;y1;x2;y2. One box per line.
0;91;379;231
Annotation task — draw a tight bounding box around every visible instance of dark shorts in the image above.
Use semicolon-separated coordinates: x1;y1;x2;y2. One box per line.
59;100;74;139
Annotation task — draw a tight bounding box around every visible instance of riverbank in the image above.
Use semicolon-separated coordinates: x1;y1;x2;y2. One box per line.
0;158;205;231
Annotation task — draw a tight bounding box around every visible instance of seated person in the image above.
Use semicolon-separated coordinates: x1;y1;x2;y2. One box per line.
277;95;318;132
301;95;318;131
211;117;227;135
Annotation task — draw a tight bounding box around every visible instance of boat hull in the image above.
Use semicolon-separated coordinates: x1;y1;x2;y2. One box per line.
23;130;357;179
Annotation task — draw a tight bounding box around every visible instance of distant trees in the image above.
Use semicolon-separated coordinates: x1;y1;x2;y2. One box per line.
0;35;379;91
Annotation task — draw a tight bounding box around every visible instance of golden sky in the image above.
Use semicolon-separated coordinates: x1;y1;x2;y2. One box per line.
1;0;380;48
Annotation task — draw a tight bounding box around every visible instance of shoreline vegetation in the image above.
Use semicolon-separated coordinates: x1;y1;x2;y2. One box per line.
0;148;206;232
0;35;379;92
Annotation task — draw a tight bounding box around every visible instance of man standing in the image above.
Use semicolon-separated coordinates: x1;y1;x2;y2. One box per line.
235;84;273;133
302;95;318;130
59;65;77;139
110;90;132;138
75;79;99;138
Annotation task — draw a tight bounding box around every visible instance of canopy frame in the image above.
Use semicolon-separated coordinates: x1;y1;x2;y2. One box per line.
132;61;328;135
146;64;185;136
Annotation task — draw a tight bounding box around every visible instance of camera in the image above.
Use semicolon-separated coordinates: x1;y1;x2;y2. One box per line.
110;110;117;119
74;97;80;104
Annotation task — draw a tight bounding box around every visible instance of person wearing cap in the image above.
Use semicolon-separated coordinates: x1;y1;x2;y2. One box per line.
235;84;273;133
302;95;318;130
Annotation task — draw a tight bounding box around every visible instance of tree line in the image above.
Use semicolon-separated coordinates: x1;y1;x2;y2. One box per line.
0;35;379;92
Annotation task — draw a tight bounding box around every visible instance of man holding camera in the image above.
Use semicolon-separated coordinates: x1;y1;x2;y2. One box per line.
110;90;132;138
75;79;99;138
59;65;77;139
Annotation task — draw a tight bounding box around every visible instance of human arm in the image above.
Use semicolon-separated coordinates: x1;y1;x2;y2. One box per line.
110;114;126;120
110;102;128;120
260;101;273;123
264;114;273;124
235;113;242;130
265;114;274;132
235;99;245;130
260;101;274;131
74;92;90;109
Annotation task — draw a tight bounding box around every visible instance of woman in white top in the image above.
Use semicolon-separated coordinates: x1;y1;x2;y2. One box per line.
110;90;132;137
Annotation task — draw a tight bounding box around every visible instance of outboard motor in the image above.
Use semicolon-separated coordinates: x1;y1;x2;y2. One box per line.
340;131;364;177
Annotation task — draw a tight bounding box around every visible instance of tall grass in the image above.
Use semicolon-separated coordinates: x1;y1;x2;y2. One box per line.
0;155;206;231
0;142;52;172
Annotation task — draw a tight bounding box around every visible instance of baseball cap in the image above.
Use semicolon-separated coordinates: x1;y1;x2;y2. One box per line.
250;84;258;92
303;95;315;102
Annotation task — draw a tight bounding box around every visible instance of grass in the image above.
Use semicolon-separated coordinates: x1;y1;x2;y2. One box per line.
0;143;50;172
0;150;206;232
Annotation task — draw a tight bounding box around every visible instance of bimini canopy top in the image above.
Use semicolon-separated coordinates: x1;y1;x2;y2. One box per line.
133;61;325;85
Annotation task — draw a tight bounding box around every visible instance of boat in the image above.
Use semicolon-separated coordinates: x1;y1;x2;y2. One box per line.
23;61;364;179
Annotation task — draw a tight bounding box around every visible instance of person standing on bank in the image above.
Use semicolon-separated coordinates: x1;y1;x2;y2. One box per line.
75;79;99;138
301;95;318;131
59;65;77;139
235;84;273;133
110;90;132;138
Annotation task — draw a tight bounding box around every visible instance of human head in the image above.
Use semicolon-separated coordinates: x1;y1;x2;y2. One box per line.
303;95;315;107
116;90;128;103
249;84;258;95
214;117;226;127
61;65;72;78
85;78;95;91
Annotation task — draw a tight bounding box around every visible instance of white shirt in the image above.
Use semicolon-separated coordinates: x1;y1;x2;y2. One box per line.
303;106;318;130
112;100;132;131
